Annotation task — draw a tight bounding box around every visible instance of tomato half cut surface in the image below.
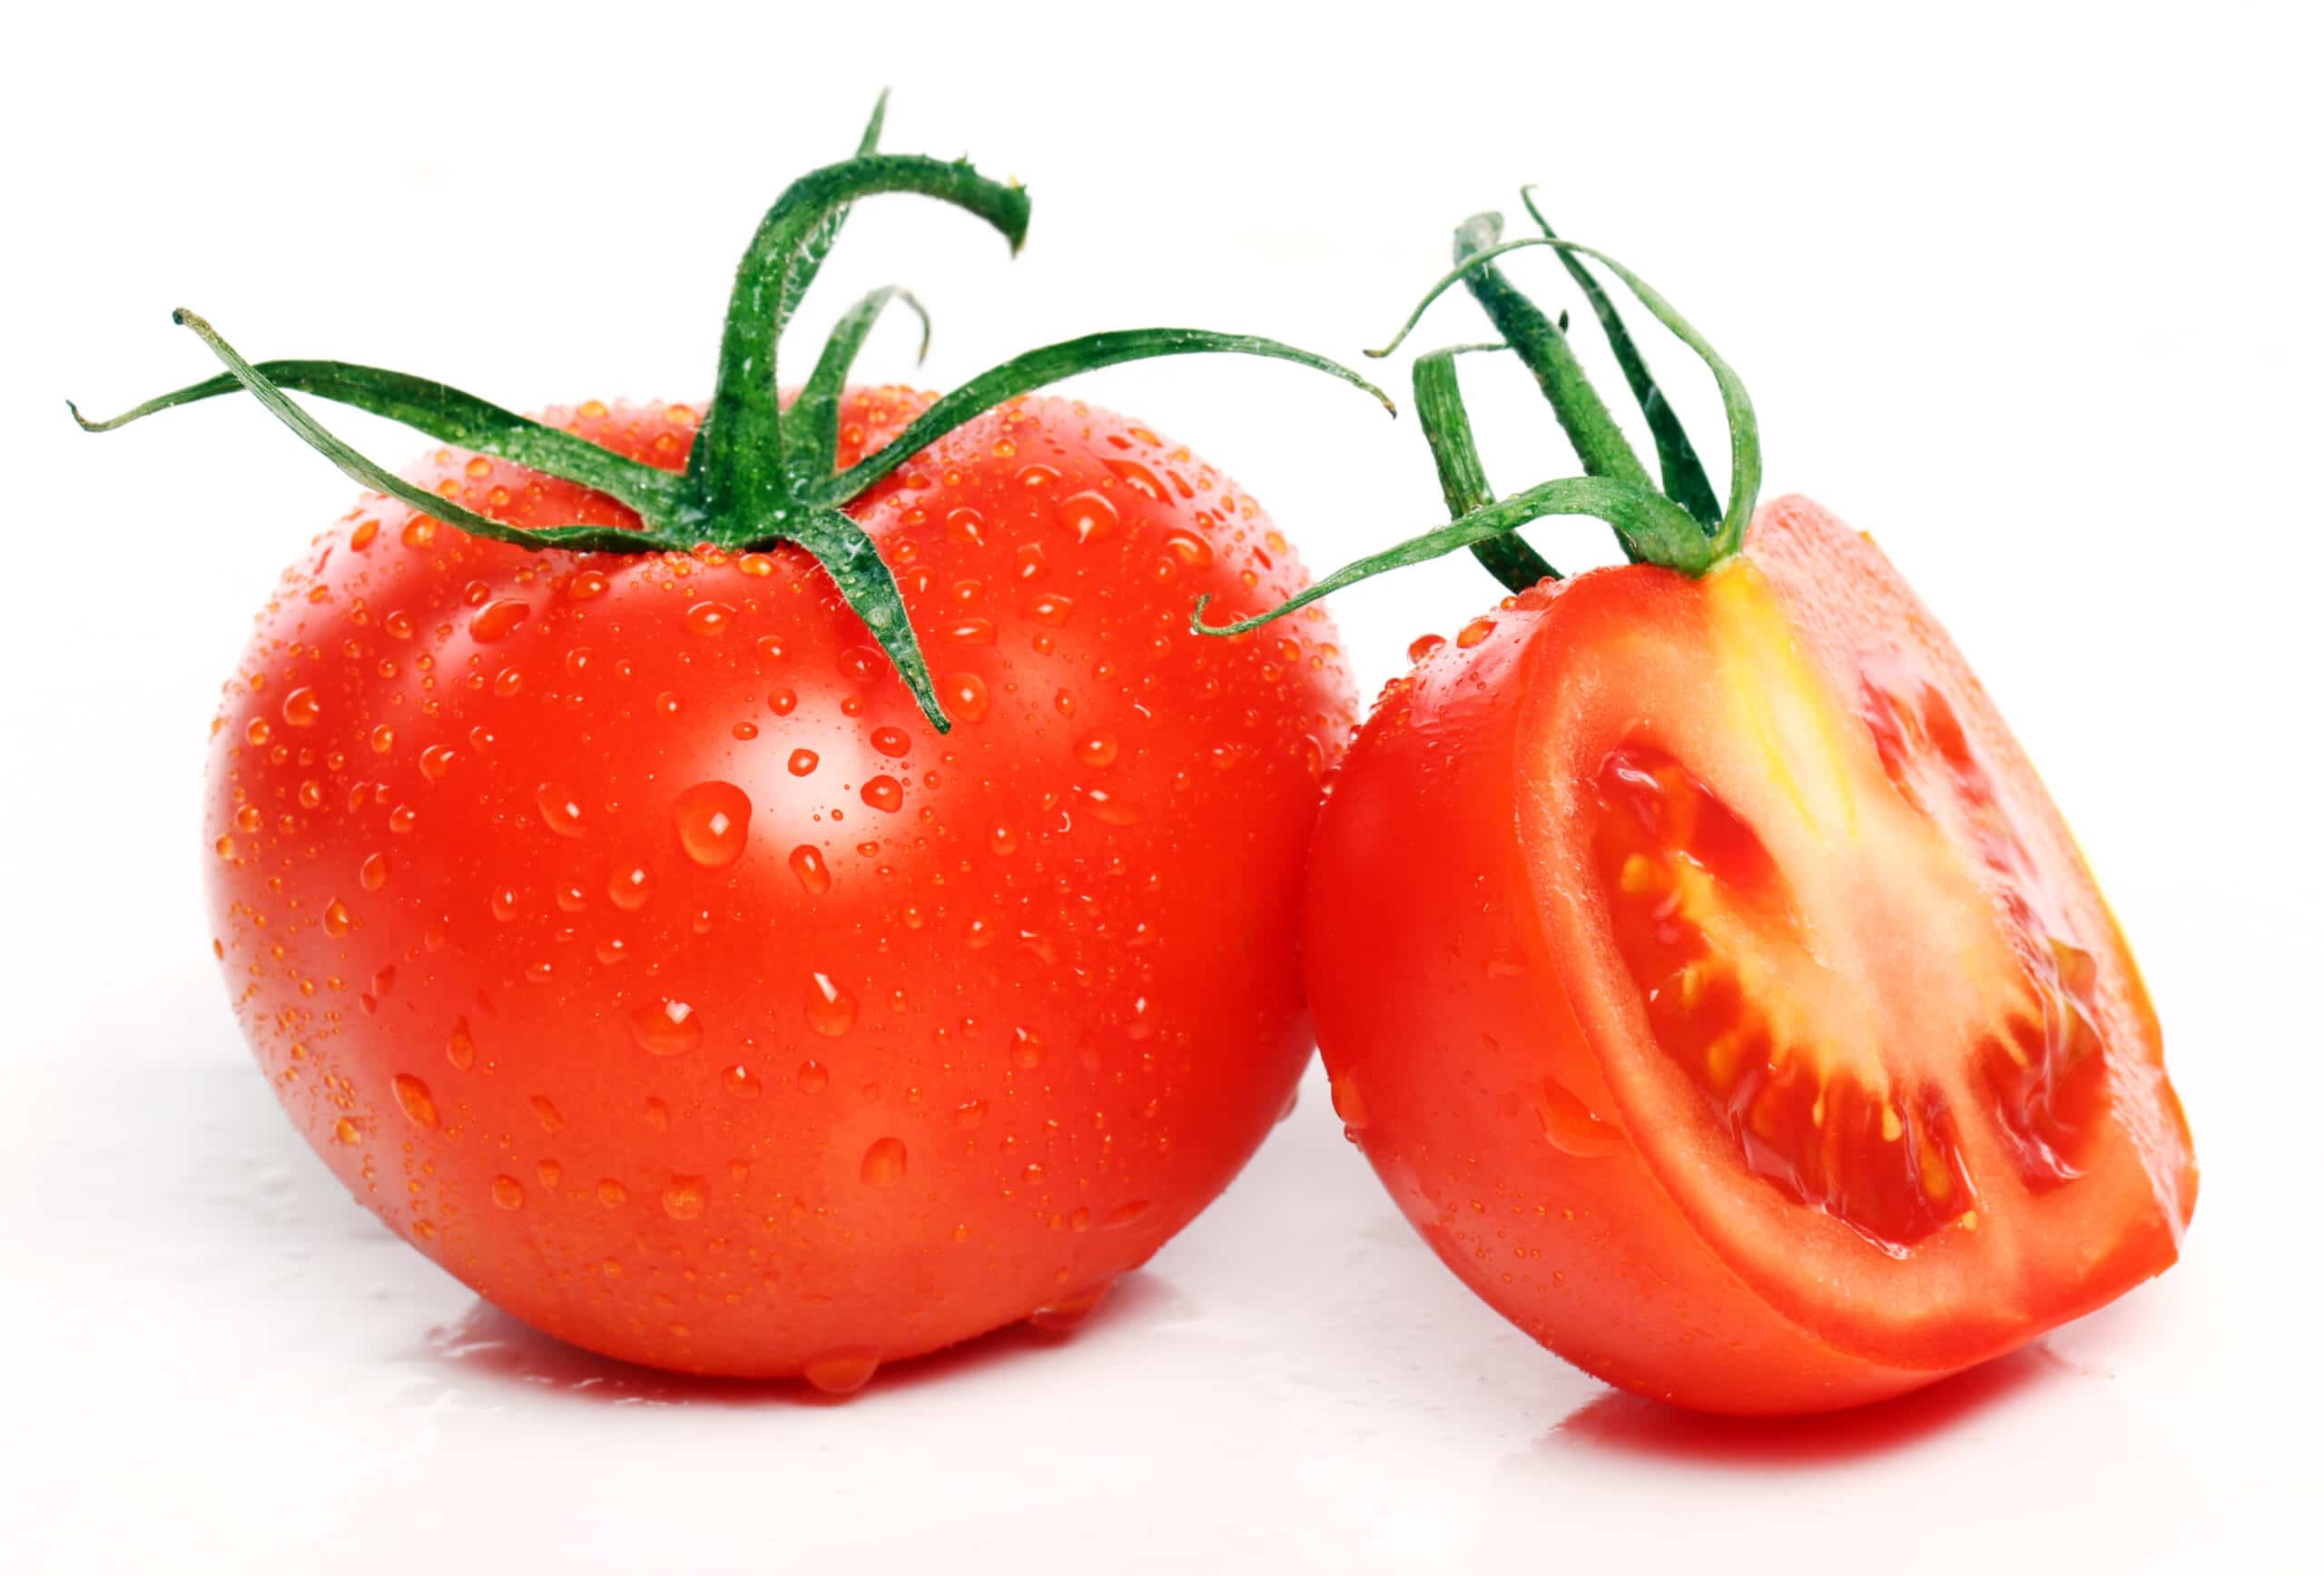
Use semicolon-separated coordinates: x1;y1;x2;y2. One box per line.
1305;495;2195;1413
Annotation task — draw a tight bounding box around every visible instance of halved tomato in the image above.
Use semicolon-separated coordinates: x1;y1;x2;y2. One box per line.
1305;495;2196;1413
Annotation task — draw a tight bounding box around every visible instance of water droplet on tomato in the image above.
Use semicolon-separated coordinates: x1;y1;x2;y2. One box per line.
1534;1078;1625;1158
788;844;831;894
1058;490;1119;543
1163;527;1214;568
871;726;911;758
596;1177;628;1207
943;673;990;723
860;1137;907;1186
684;600;735;637
281;686;321;727
1029;1280;1113;1333
322;899;352;938
630;998;704;1057
391;1072;440;1128
802;1349;880;1395
359;852;389;892
1074;731;1119;769
607;862;654;911
470;598;531;642
536;783;586;839
861;775;902;813
1078;785;1137;826
1102;458;1167;502
672;781;752;868
1330;1070;1369;1128
805;973;857;1037
662;1176;708;1219
447;1019;476;1070
722;1064;763;1099
491;1175;526;1210
788;748;820;777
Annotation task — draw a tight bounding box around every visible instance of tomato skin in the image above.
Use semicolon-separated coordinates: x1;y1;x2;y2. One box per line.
1305;495;2193;1414
207;390;1353;1380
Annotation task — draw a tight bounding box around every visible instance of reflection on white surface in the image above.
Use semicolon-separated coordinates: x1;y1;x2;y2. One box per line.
6;1011;2266;1574
409;1276;1189;1410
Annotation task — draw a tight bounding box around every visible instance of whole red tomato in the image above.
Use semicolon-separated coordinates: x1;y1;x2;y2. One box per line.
202;390;1351;1386
91;115;1378;1389
1224;212;2195;1414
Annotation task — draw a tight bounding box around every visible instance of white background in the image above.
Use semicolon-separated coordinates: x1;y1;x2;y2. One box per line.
5;3;2319;1571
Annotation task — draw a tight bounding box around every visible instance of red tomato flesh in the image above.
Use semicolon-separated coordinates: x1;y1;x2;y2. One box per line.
1305;495;2194;1413
207;391;1354;1385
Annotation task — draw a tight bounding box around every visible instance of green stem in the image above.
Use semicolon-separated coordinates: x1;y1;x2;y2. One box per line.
166;311;654;552
68;360;689;526
74;101;1393;734
788;507;948;726
1519;189;1721;529
1450;212;1651;491
1411;343;1557;589
775;89;893;331
689;154;1030;526
820;327;1392;507
782;286;931;490
1371;234;1758;562
1192;218;1762;643
1191;471;1709;637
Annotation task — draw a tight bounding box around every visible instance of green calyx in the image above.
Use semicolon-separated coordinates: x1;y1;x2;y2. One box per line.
73;94;1391;732
1191;195;1760;637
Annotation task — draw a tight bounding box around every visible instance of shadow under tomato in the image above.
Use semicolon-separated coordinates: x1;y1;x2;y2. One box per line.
1545;1344;2072;1467
418;1269;1176;1408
